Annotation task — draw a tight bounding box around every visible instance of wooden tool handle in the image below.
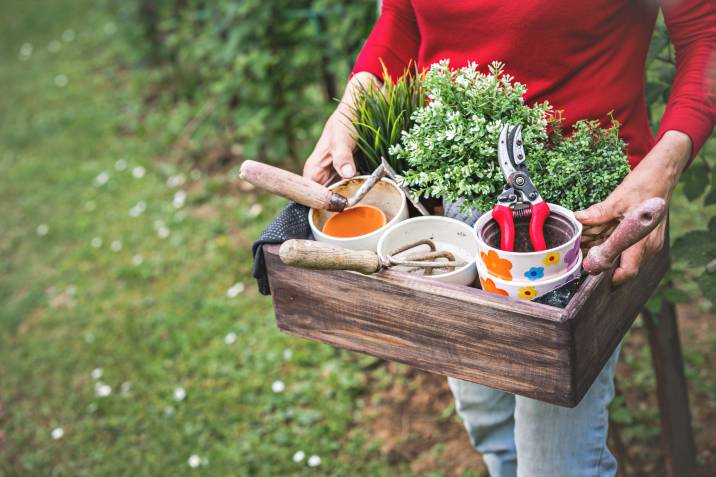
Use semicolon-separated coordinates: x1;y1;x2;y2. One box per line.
279;240;382;274
239;160;348;211
583;197;667;275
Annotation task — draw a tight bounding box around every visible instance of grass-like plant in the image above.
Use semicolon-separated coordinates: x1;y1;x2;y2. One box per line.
351;64;426;173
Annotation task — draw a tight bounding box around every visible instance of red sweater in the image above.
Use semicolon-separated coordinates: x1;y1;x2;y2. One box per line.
352;0;716;167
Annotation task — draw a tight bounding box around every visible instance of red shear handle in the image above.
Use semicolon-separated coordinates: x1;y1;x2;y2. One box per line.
529;201;550;252
492;204;515;252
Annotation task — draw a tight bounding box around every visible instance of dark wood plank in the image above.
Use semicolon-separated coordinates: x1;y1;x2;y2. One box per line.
566;244;671;405
264;244;576;406
643;299;696;477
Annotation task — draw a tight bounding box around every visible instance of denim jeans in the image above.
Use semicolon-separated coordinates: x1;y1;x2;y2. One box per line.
448;344;621;477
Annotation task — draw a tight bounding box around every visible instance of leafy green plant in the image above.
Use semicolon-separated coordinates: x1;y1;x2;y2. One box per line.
351;64;425;173
391;60;630;213
530;118;631;211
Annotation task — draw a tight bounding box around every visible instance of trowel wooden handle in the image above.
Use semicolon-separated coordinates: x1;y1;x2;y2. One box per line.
583;197;667;275
239;160;348;212
279;240;382;274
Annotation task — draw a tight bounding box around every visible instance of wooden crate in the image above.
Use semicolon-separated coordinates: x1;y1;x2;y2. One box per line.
263;243;669;407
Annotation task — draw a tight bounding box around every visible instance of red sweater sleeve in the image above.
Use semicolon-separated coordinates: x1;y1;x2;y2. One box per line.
351;0;420;80
657;0;716;158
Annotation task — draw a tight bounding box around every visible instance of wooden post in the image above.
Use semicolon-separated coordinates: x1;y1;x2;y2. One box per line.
642;300;696;477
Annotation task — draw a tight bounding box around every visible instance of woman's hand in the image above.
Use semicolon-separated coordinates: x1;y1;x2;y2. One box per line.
303;72;381;185
575;130;692;284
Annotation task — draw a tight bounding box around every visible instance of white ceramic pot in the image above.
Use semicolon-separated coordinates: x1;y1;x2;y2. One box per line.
377;216;478;285
473;203;583;282
309;176;408;251
476;250;582;301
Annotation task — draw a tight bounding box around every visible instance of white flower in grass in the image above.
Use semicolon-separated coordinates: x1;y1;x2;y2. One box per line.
54;74;68;88
188;454;201;468
114;159;127;171
166;174;186;188
91;237;102;248
247;203;263;218
173;190;186;209
91;368;103;380
132;255;143;266
95;382;112;397
131;166;145;179
110;240;122;252
48;40;61;53
157;226;170;239
163;405;175;416
271;380;285;393
307;455;321;467
173;386;186;401
36;224;49;236
94;171;110;186
120;381;132;395
51;427;64;440
224;332;237;345
283;349;293;361
226;282;244;298
129;200;146;217
19;42;33;61
292;450;305;463
62;29;75;42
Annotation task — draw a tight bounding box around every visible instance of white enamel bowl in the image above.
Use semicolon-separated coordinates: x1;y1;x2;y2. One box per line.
309;176;408;251
377;216;478;285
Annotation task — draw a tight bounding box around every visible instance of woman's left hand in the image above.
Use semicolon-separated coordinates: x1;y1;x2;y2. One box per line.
574;130;692;284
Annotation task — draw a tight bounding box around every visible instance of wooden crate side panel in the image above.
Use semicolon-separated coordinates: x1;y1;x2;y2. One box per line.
568;245;670;401
265;246;576;406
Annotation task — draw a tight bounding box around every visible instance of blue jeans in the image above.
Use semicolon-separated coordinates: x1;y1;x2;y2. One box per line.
448;344;621;477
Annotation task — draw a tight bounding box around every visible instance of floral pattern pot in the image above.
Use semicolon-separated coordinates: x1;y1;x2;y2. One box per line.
473;203;582;281
476;251;582;301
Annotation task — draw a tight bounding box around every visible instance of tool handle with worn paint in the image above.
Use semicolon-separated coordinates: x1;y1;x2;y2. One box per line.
279;240;382;274
239;160;348;212
582;197;667;275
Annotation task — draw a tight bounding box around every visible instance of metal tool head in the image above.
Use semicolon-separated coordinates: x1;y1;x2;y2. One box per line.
380;157;430;216
497;124;526;179
386;238;465;275
496;124;542;209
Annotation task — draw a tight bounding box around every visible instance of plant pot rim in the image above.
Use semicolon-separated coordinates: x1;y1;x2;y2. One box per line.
473;202;582;257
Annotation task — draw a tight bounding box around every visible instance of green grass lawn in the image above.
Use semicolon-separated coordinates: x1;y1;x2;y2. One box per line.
1;1;714;476
0;1;402;475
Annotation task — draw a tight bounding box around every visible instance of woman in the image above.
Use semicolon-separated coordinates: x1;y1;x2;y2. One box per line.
302;1;715;475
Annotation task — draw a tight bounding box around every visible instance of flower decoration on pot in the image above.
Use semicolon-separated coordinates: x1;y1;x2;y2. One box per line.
524;267;545;281
479;276;509;296
542;252;561;267
518;286;539;300
480;250;513;281
564;239;581;270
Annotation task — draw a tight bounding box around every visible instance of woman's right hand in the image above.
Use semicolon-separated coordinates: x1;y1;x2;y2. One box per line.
303;72;380;185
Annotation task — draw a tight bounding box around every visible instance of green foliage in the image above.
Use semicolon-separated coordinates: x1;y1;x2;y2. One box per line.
392;60;629;212
646;17;716;307
130;0;376;165
352;64;426;173
392;60;552;212
530;119;631;211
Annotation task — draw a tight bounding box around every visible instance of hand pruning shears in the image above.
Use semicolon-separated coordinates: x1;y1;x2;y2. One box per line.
491;124;550;252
